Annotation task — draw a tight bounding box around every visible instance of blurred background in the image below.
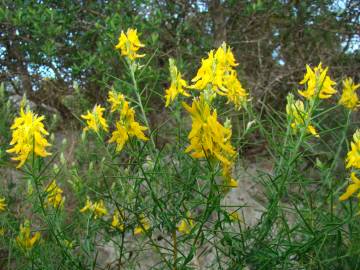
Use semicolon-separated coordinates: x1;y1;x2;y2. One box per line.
0;0;359;127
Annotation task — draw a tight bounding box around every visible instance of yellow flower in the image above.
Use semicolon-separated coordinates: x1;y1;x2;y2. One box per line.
0;197;6;212
165;58;189;107
191;49;216;90
214;42;238;68
45;180;64;208
63;239;75;249
306;125;319;137
109;122;128;152
0;228;5;236
191;43;237;92
81;105;108;133
79;197;92;212
7;108;51;168
80;197;108;219
109;96;148;152
115;28;145;61
339;78;360;110
222;70;248;110
134;214;150;235
93;200;108;218
286;94;319;138
229;211;240;222
190;42;248;109
346;129;360;169
16;220;41;251
111;210;125;232
108;90;125;112
92;200;108;219
183;95;236;166
298;63;337;100
177;212;195;234
339;172;360;201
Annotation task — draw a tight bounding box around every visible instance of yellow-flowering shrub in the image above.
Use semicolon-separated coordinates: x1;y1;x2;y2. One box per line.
345;129;360;169
7;108;51;168
45;180;64;209
108;91;148;152
164;58;189;107
339;78;360;110
16;220;41;252
80;197;108;219
189;42;248;110
2;26;360;270
81;105;109;133
115;28;145;61
298;63;337;100
286;94;319;137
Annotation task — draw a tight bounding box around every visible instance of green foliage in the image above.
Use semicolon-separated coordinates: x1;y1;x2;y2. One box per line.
1;1;360;269
0;83;14;164
1;1;358;122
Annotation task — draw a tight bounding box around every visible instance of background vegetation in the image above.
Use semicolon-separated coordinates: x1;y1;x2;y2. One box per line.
1;0;359;123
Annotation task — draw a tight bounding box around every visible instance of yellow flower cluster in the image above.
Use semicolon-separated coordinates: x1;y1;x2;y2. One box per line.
191;43;236;91
81;105;109;133
177;212;195;234
164;42;248;109
0;197;6;212
298;63;337;100
287;64;358;140
134;214;151;235
286;94;319;138
165;58;189;107
339;78;360;110
7;108;51;168
190;42;248;110
80;197;108;219
115;28;145;61
80;200;151;235
111;210;125;232
16;220;41;252
108;90;126;112
63;239;75;250
291;65;360;203
229;211;240;222
340;130;360;201
162;42;248;188
45;180;64;209
345;130;360;169
80;90;148;152
108;90;148;152
183;95;237;187
183;96;236;165
339;172;360;201
110;210;150;235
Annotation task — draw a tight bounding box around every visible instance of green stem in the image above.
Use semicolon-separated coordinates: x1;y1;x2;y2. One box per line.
172;230;177;270
31;158;81;269
258;97;318;242
182;168;219;267
324;110;351;183
277;99;316;198
325;110;351;219
129;63;156;149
